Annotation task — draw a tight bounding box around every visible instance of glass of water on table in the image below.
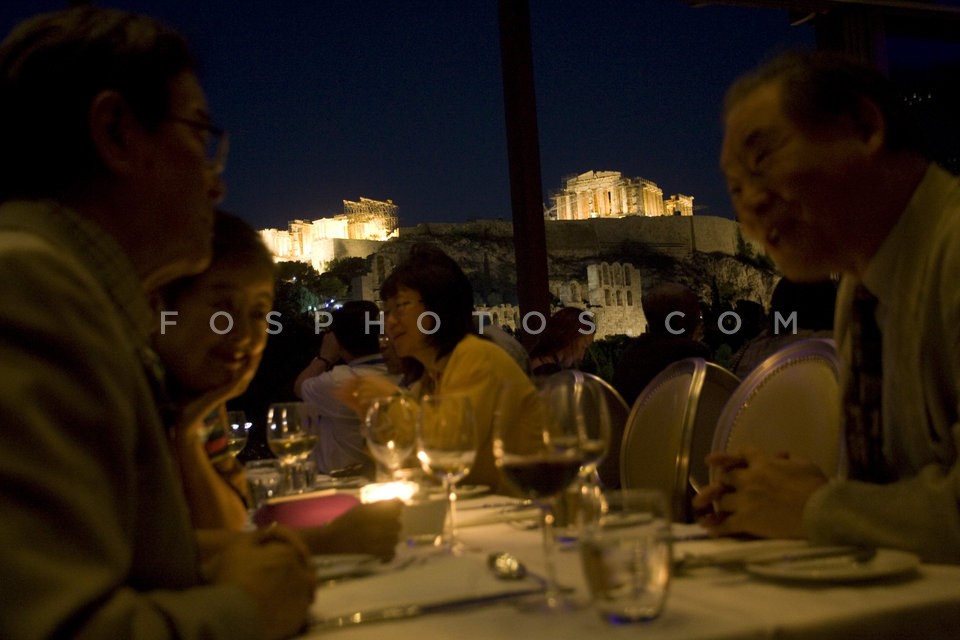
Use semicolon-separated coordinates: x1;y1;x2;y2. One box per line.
266;402;319;494
580;489;672;623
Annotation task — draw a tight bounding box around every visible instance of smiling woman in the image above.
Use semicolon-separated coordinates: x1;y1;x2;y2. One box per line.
154;209;276;529
337;243;542;494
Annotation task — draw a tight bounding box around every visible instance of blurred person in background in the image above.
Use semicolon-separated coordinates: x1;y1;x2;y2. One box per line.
295;300;397;476
528;306;596;378
613;282;712;407
730;276;837;378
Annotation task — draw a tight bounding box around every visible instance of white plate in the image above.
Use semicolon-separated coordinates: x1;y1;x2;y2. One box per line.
312;554;378;581
746;548;920;583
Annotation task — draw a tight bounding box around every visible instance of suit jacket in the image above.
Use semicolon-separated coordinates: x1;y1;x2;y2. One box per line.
0;201;260;639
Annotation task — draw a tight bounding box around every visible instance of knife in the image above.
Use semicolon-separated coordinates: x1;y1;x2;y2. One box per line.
313;586;545;629
677;545;876;572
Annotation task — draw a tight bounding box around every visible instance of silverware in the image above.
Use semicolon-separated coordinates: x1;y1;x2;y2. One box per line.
312;586;545;629
676;545;876;572
459;500;533;511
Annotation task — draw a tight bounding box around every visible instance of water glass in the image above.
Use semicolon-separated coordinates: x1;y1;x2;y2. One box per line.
266;402;320;494
580;489;672;623
245;460;283;509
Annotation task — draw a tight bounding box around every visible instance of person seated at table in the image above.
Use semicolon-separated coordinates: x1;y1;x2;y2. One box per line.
694;51;960;563
294;300;398;476
612;282;712;407
0;7;313;638
528;306;596;378
156;211;401;559
337;243;540;493
729;276;836;378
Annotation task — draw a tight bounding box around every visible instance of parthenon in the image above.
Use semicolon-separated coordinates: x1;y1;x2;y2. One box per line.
549;170;693;220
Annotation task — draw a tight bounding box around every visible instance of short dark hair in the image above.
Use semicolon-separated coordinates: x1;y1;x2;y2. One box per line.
643;283;702;335
380;243;473;359
724;50;919;153
769;277;837;332
0;7;198;200
528;306;593;360
160;210;274;305
331;300;381;357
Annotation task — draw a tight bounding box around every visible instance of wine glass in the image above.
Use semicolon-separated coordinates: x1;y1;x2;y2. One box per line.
266;402;319;494
554;371;612;538
416;393;478;551
225;410;250;457
363;394;418;481
493;373;610;611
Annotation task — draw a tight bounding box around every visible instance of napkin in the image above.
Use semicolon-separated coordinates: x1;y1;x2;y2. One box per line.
252;491;359;529
311;551;539;623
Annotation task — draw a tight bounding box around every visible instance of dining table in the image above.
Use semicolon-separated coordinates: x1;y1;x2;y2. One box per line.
298;493;960;639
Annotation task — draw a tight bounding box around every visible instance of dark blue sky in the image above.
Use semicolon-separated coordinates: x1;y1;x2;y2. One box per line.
3;1;958;231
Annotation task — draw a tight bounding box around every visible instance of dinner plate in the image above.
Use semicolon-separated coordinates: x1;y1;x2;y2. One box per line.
313;554;378;581
746;548;920;583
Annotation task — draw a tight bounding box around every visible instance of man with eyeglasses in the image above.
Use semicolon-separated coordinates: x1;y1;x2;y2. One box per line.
694;51;960;564
0;7;313;639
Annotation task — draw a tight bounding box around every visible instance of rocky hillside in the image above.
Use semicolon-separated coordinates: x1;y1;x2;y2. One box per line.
378;219;779;311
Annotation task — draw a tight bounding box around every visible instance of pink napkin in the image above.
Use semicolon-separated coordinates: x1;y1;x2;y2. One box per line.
253;493;359;529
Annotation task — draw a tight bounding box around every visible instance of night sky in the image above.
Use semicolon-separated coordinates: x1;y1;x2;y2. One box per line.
2;1;958;231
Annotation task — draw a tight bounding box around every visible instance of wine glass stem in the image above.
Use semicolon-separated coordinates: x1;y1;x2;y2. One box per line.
280;463;294;495
539;498;562;604
442;476;458;547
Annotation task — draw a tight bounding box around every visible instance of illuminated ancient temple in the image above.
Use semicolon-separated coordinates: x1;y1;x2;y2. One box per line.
260;197;398;271
549;170;693;220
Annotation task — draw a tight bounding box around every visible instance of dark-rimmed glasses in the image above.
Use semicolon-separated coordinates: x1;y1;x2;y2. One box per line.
168;116;229;173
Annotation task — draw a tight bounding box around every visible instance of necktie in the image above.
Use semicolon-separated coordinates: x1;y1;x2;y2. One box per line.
843;284;893;483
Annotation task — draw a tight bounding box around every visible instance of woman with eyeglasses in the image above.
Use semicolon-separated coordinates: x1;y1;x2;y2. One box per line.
339;243;539;493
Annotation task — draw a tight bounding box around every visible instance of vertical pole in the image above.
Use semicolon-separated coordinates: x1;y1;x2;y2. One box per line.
498;0;551;344
814;7;887;69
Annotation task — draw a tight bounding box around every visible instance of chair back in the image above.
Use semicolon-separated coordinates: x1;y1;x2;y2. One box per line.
570;372;630;489
711;338;845;481
620;358;739;521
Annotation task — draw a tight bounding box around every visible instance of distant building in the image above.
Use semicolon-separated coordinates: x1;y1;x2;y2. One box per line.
261;170;697;271
548;170;693;220
260;197;398;271
356;254;648;340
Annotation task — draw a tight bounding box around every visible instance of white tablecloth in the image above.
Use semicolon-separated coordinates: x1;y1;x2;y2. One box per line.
302;501;960;639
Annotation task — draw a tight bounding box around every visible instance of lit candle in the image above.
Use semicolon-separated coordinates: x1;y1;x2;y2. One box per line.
360;480;420;504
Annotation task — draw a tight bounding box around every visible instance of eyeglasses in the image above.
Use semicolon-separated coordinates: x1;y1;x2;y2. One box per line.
168;116;229;173
384;298;423;319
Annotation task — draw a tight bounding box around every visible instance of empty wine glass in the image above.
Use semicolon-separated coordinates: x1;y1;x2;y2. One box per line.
363;394;418;481
225;410;250;457
266;402;319;494
416;393;478;551
553;371;612;537
493;373;610;612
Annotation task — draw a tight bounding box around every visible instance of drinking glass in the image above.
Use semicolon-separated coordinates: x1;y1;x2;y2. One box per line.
266;402;319;494
580;489;672;623
553;371;612;538
225;411;250;457
416;393;478;551
493;373;609;611
363;394;418;481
